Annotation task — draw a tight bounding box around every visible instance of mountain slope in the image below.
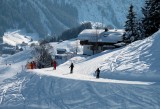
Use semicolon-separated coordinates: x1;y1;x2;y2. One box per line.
68;0;144;28
0;0;78;37
0;0;144;37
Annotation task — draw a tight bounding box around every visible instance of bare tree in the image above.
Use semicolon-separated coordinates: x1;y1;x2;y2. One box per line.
32;43;52;68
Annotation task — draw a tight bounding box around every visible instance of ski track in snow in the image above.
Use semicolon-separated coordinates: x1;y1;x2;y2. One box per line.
0;31;160;108
0;71;159;109
31;68;153;85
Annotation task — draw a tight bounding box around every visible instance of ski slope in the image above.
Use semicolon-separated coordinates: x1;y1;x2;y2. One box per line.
3;30;39;46
0;31;160;108
0;71;159;109
0;49;32;83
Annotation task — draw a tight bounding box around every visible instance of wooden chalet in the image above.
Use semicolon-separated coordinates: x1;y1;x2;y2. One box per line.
78;29;125;55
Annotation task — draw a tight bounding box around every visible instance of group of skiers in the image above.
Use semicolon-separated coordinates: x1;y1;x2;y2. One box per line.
27;60;57;70
26;60;101;79
50;60;75;74
26;61;36;69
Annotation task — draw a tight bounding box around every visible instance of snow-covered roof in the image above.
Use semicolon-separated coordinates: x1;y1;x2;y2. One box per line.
78;29;104;42
78;29;125;43
99;29;124;43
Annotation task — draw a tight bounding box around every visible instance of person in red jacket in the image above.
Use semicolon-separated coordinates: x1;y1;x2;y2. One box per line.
51;60;57;70
53;60;57;70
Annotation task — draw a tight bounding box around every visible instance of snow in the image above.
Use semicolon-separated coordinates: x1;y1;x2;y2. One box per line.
66;0;144;28
3;30;39;46
0;49;32;83
78;29;124;43
0;30;160;108
78;29;104;42
99;29;124;43
49;39;83;55
0;71;159;109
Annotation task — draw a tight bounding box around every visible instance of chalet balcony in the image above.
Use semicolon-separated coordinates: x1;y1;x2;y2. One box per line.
80;40;117;46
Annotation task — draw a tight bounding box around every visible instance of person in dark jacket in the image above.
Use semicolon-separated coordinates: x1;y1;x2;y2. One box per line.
95;68;100;78
30;62;33;69
37;62;41;69
69;63;74;74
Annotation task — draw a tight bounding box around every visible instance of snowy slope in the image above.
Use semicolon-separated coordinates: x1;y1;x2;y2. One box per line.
0;31;160;108
0;72;159;109
100;31;160;81
35;30;160;82
0;49;32;83
67;0;144;28
3;30;39;46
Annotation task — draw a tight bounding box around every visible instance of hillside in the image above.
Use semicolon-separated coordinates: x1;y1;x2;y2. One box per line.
0;0;144;37
2;30;39;46
33;30;160;82
0;30;160;108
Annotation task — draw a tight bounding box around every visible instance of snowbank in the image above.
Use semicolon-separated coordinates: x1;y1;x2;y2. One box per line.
0;49;32;83
100;30;160;81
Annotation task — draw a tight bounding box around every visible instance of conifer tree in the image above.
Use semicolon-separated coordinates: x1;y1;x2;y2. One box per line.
142;0;160;37
135;20;145;40
123;4;137;43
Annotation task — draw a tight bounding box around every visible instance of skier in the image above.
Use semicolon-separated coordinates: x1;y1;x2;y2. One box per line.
33;61;36;69
51;60;57;70
69;62;74;74
95;68;100;78
53;60;57;70
37;62;42;69
30;62;33;69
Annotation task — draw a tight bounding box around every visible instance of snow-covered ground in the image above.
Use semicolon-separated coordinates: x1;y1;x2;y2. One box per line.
3;30;39;46
0;49;32;83
49;39;83;55
0;31;160;108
